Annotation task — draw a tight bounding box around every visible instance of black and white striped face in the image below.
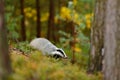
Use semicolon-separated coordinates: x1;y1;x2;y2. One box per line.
52;48;67;59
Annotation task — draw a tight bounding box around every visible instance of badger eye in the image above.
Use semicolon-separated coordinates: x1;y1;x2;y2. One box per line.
53;54;61;59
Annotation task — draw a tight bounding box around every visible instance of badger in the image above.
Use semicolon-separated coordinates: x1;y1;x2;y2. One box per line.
30;38;67;59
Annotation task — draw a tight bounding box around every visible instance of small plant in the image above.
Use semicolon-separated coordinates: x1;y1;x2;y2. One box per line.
14;41;33;54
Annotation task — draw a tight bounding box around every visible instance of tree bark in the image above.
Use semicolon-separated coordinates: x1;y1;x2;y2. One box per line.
36;0;41;37
47;0;55;41
20;0;26;41
103;0;120;79
89;0;106;72
0;0;12;79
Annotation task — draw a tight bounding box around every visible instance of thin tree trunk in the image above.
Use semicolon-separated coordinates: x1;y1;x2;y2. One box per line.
103;0;120;79
47;0;55;41
89;0;106;72
70;21;77;64
0;0;12;79
36;0;41;37
20;0;26;41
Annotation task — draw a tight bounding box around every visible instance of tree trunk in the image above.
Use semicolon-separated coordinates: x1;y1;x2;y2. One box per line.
20;0;26;41
103;0;120;79
70;21;77;64
36;0;41;37
89;0;106;72
0;0;12;79
47;0;55;41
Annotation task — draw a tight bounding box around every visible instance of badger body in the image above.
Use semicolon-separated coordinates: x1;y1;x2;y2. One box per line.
30;38;67;58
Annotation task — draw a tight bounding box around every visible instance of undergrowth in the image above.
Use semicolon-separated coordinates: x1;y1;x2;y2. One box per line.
9;50;103;80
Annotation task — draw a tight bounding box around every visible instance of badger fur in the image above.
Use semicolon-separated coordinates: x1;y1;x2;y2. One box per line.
30;38;67;59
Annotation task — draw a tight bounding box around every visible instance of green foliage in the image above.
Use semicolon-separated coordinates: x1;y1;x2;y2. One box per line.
14;41;33;54
56;1;93;69
10;51;102;80
5;5;20;40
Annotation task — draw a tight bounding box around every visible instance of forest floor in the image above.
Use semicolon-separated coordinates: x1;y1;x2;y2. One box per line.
8;44;103;80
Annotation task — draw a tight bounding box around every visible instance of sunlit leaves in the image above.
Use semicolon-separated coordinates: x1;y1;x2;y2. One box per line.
60;7;71;20
73;0;77;6
85;13;93;29
73;47;82;53
59;4;93;29
24;7;36;19
60;6;81;25
24;7;49;22
17;1;93;30
41;13;49;22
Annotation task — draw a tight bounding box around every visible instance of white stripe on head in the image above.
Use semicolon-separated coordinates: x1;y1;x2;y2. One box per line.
51;51;64;58
56;48;67;58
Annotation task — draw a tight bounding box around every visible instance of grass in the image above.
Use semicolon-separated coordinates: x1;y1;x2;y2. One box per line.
9;50;103;80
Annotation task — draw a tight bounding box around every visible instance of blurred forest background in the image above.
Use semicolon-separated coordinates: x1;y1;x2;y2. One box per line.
6;0;94;64
7;0;94;63
1;0;104;80
6;0;93;41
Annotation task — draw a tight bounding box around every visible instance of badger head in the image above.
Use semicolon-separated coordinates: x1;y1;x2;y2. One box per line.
51;48;67;59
